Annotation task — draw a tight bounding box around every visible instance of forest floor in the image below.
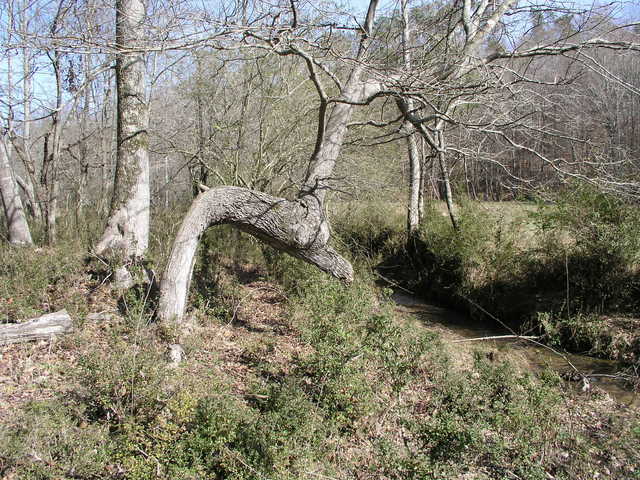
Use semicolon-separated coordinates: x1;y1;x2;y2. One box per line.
1;254;639;479
2;191;640;478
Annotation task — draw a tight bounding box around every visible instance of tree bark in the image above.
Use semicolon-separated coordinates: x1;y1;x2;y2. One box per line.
299;0;379;205
18;0;42;222
94;0;150;277
0;310;71;345
37;0;70;246
157;186;353;322
15;175;37;218
418;136;426;219
0;138;33;245
436;130;458;229
406;128;422;235
400;0;422;236
1;1;32;246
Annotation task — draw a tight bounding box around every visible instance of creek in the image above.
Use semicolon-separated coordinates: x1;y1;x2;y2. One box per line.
391;291;639;407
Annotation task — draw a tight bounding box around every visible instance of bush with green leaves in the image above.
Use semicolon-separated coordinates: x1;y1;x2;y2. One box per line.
0;401;112;479
373;354;572;480
399;188;640;357
273;260;436;433
171;382;327;479
332;200;405;261
76;340;171;425
531;185;640;313
409;199;535;318
0;242;88;321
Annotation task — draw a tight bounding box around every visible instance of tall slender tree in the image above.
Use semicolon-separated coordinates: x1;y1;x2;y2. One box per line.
400;0;423;236
1;0;33;245
94;0;150;287
0;136;33;245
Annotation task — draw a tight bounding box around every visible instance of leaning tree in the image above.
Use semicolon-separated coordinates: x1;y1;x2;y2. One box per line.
157;0;385;322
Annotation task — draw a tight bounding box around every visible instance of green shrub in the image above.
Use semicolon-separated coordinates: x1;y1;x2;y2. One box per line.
261;246;312;295
3;200;638;479
531;185;640;313
332;200;405;261
409;199;533;318
76;340;171;425
171;383;326;480
538;311;621;358
0;242;88;321
0;401;112;479
397;188;640;356
270;259;435;432
389;353;563;479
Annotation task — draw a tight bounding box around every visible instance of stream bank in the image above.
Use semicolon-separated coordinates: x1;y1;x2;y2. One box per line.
391;291;639;407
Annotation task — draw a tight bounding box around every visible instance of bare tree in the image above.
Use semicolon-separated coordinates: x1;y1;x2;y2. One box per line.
0;135;33;245
94;0;150;287
1;0;33;245
400;0;423;236
157;0;383;322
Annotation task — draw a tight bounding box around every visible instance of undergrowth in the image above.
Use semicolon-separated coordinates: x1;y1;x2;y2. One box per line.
0;241;88;321
337;186;640;363
1;196;639;479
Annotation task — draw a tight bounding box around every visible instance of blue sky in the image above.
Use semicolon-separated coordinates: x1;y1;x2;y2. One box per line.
2;0;638;125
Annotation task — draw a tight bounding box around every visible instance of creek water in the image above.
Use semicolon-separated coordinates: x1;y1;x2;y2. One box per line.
391;292;639;407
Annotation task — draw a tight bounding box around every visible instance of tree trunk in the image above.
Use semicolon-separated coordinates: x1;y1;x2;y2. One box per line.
191;55;209;198
99;80;113;215
1;1;32;245
77;53;93;214
418;136;426;219
436;130;458;230
158;0;380;323
0;138;33;245
400;0;422;237
15;175;37;218
0;310;71;345
397;97;459;230
38;1;69;246
94;0;150;284
157;186;353;322
19;0;42;222
41;129;60;245
406;128;421;235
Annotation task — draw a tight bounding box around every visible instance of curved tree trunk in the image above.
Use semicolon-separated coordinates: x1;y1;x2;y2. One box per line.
0;138;33;245
94;0;149;286
157;186;352;322
158;0;380;323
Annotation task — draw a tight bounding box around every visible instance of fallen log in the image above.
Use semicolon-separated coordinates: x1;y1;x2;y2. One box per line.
0;310;72;345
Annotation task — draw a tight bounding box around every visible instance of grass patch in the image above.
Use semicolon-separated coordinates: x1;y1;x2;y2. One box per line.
0;242;89;322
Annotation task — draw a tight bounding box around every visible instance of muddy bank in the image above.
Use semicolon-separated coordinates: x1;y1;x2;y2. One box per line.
391;292;639;407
